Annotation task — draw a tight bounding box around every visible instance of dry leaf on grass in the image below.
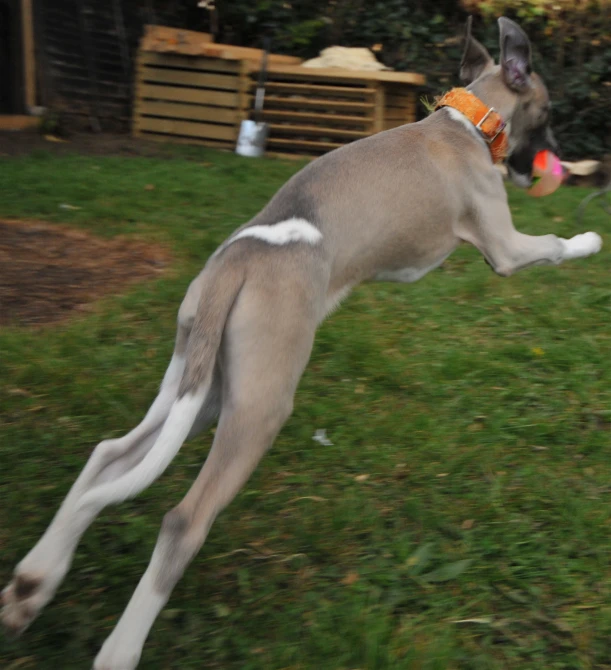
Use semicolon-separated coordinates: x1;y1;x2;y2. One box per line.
341;572;359;585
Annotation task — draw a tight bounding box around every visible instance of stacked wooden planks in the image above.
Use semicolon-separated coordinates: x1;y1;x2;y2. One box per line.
133;26;302;149
133;51;248;149
384;83;422;131
132;26;425;156
250;67;377;156
245;64;426;158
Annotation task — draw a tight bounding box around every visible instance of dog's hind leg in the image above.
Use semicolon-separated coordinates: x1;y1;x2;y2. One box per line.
2;273;217;636
93;276;319;670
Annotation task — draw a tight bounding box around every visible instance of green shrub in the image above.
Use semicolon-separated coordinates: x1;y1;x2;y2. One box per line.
214;0;610;159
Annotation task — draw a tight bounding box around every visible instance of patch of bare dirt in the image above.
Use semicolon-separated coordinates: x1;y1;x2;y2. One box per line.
0;219;171;327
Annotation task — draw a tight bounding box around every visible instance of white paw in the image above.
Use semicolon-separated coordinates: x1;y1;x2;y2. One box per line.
561;232;603;260
2;572;50;636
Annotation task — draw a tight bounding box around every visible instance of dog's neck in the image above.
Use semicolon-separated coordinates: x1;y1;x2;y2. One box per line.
436;86;510;163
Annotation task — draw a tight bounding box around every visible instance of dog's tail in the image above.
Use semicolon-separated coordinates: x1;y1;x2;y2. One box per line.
178;262;245;397
79;262;245;512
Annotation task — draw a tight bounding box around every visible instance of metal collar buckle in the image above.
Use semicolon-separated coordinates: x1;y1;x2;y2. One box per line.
475;107;506;144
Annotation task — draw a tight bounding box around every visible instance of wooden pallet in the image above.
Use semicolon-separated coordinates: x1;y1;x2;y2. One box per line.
133;50;249;149
383;83;419;130
0;115;40;131
132;34;425;156
245;64;425;157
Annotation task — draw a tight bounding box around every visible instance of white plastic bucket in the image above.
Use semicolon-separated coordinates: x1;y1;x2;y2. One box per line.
235;120;269;158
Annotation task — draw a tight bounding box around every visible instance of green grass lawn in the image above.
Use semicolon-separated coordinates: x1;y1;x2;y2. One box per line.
1;146;610;670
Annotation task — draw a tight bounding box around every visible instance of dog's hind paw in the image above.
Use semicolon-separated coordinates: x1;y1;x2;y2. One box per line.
1;574;44;636
93;642;141;670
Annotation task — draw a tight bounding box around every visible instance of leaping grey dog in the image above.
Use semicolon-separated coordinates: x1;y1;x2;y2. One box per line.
2;17;603;670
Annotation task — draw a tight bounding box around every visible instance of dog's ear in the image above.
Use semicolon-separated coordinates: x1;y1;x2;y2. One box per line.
460;16;494;84
498;16;532;92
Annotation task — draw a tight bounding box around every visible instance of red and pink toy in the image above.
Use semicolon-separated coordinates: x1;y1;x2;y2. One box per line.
527;150;565;197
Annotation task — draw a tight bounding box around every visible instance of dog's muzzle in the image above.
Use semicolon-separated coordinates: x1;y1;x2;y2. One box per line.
506;126;559;189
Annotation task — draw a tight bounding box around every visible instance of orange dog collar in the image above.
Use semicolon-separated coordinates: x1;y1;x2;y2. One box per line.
435;88;508;164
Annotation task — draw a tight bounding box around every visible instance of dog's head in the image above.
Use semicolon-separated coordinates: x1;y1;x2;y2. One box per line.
460;17;559;188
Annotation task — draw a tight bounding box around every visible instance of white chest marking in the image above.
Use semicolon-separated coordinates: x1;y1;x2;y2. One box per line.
228;217;322;249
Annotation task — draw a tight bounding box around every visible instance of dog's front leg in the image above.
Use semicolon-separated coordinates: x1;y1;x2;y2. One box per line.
462;200;603;277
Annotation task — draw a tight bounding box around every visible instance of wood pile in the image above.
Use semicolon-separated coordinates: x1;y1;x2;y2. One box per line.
133;26;426;157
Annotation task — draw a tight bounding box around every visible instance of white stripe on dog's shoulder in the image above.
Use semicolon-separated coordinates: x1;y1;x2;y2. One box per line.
231;217;322;246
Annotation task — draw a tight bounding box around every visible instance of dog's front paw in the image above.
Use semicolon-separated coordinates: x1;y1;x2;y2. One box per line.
561;232;603;260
